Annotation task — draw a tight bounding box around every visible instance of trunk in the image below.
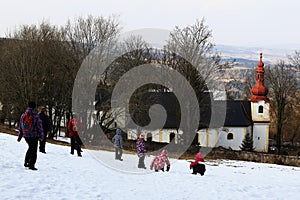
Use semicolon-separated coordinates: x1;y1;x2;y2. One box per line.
276;106;284;154
48;105;54;139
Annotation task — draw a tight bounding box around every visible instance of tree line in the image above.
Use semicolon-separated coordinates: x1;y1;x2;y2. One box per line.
0;15;120;138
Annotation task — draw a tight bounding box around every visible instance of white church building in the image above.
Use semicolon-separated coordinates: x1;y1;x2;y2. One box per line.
126;53;270;152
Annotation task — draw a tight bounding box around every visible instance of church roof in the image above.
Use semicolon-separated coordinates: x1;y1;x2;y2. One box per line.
126;92;253;130
250;53;270;102
126;92;181;130
210;100;252;127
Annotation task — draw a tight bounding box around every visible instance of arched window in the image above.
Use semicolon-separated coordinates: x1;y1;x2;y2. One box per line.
227;133;234;140
146;133;152;142
169;132;176;144
258;105;264;113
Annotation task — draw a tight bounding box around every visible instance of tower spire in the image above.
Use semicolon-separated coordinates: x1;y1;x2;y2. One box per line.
250;53;269;102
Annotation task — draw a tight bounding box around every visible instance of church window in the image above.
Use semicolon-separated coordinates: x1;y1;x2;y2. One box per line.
227;133;234;140
258;105;263;113
147;133;152;142
169;132;176;144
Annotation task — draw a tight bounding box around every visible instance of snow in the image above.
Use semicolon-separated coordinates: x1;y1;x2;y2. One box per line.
0;132;299;200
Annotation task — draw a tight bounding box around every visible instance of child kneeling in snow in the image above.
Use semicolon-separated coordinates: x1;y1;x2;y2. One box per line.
150;149;170;172
190;152;206;176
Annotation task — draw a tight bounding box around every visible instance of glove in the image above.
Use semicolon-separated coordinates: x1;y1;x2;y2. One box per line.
166;165;170;172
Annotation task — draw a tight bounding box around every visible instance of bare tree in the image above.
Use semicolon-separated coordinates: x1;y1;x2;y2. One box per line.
96;35;153;133
282;92;300;145
243;70;256;100
162;19;229;144
265;61;298;153
64;15;120;61
164;18;231;105
288;51;300;69
63;15;121;142
0;22;77;139
285;51;300;145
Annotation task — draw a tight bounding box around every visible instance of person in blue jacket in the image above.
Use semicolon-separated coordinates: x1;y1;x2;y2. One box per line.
112;128;123;161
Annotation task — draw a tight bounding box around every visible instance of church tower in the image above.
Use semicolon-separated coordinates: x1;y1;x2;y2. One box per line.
250;53;270;152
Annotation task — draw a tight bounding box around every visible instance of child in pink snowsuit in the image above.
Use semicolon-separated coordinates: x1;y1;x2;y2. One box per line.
150;149;170;172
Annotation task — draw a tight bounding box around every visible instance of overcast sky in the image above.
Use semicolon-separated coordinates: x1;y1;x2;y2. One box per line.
1;0;299;47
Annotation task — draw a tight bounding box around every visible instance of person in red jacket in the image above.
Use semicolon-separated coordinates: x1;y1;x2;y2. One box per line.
67;114;83;157
190;152;206;176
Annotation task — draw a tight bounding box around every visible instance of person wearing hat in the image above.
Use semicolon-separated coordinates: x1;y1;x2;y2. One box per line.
190;152;206;176
38;106;51;153
112;128;123;161
136;134;147;169
150;149;170;172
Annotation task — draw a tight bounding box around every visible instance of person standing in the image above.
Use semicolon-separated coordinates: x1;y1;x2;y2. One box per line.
17;101;44;170
38;106;51;153
112;128;123;161
136;134;147;169
67;114;83;157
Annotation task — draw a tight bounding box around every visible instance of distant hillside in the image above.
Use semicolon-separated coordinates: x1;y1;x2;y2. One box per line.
218;44;300;98
216;44;298;64
222;57;260;69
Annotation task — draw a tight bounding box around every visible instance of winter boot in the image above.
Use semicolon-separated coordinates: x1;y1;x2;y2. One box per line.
29;166;38;170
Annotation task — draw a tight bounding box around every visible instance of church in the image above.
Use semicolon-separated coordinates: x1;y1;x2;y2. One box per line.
126;53;270;152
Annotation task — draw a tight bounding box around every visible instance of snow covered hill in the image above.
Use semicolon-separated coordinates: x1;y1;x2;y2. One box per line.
0;132;299;200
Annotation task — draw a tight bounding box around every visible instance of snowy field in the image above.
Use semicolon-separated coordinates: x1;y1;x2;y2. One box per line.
0;132;299;200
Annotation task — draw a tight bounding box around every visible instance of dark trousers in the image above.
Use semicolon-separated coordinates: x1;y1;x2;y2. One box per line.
24;137;39;168
70;136;82;156
115;147;123;159
138;155;146;168
39;133;46;152
192;163;206;176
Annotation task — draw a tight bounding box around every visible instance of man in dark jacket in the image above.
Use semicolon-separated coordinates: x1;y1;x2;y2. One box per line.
17;101;44;170
38;106;51;153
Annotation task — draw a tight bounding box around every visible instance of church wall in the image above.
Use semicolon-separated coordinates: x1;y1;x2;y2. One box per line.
217;127;247;150
198;128;219;148
251;101;270;122
197;127;248;150
251;99;270;153
127;128;178;143
253;123;269;152
127;124;267;152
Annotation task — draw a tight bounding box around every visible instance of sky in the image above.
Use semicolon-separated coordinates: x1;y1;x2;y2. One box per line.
1;0;300;48
1;132;300;199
